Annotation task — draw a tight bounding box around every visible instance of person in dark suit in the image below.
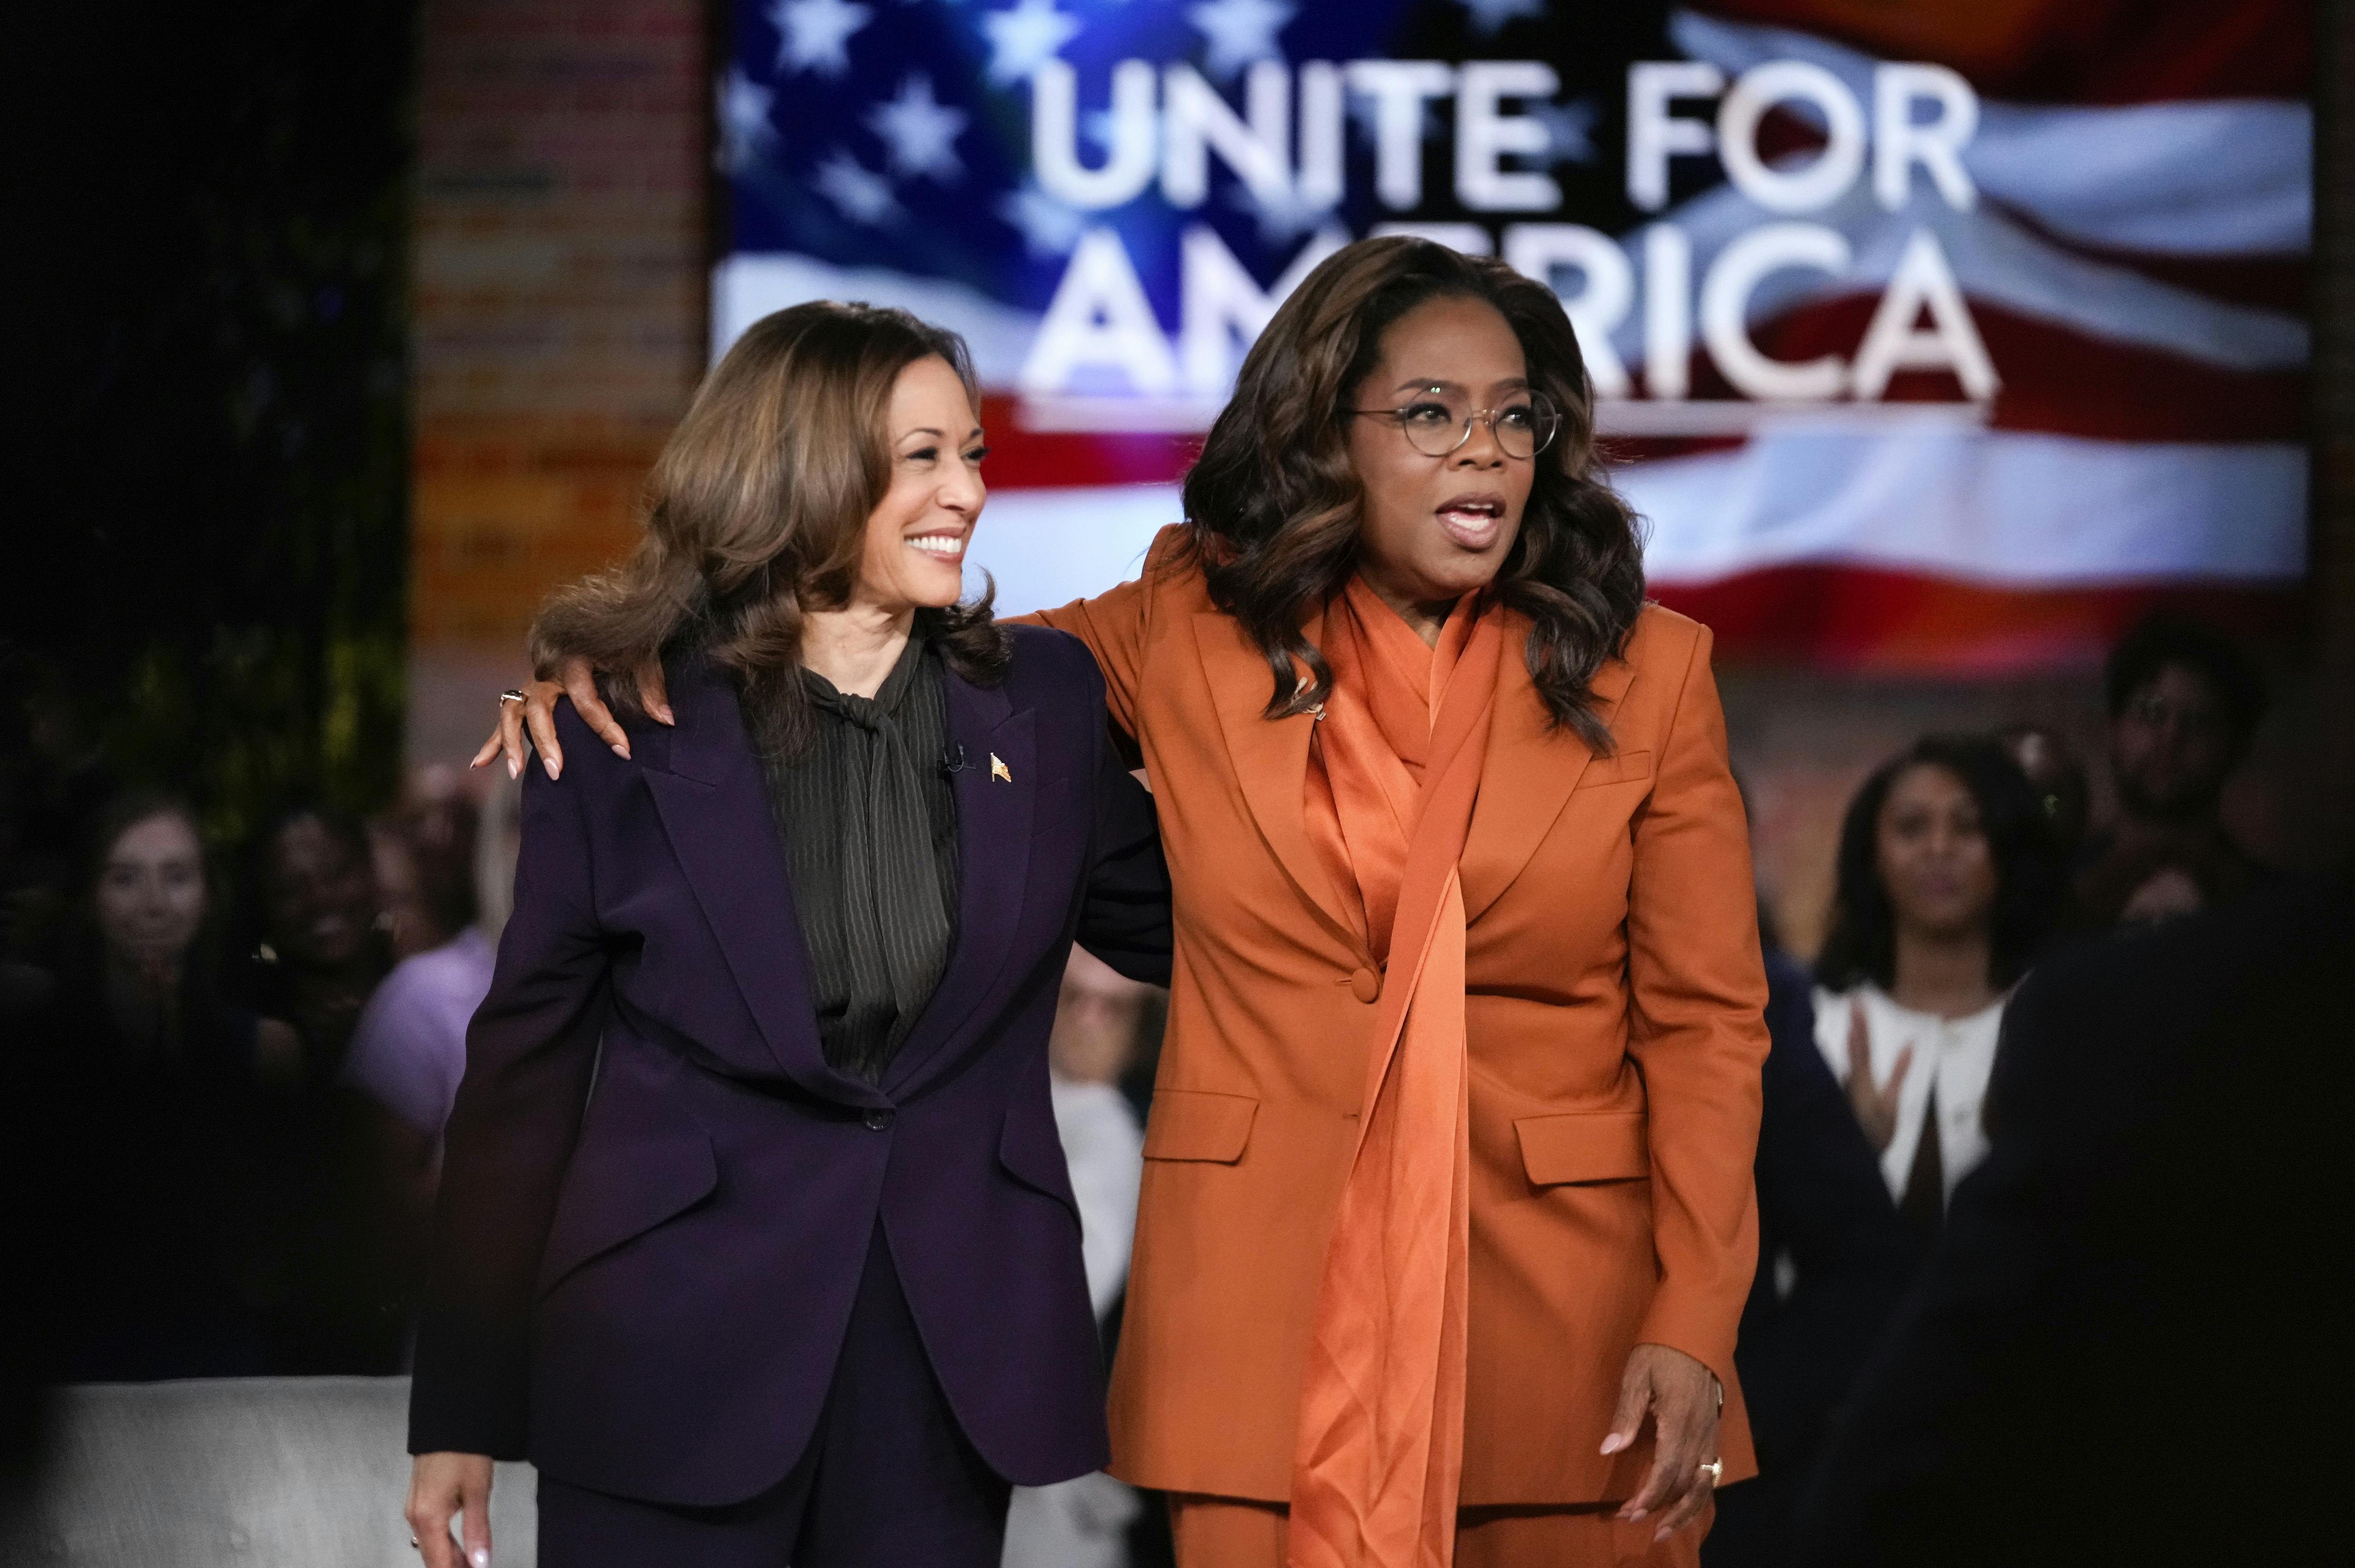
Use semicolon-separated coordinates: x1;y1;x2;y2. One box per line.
1792;872;2348;1567
1704;944;1912;1568
403;303;1171;1568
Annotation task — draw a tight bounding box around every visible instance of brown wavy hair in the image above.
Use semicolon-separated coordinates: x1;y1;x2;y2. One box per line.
1178;236;1645;752
530;300;1008;748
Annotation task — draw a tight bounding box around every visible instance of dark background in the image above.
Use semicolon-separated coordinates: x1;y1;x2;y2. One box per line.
8;1;416;856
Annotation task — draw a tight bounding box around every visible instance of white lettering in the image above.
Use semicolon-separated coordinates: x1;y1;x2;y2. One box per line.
1874;63;1978;210
1504;224;1632;397
1162;62;1291;209
1851;227;1997;398
1456;61;1561;213
1627;61;1723;212
1718;60;1867;214
1347;60;1455;210
1297;60;1346;209
1019;228;1179;395
1181;225;1349;394
1033;60;1158;210
1643;223;1693;400
1371;221;1493;255
1699;222;1852;400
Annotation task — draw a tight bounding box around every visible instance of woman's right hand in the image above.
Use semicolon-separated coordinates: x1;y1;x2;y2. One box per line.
406;1451;495;1568
471;660;672;781
1843;999;1914;1153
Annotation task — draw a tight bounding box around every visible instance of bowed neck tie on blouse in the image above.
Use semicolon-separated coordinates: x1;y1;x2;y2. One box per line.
1292;574;1503;1568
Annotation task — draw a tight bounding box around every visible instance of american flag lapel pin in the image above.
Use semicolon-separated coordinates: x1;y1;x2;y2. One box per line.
990;753;1012;783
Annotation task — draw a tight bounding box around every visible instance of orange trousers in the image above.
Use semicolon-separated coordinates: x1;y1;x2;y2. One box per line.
1167;1495;1711;1568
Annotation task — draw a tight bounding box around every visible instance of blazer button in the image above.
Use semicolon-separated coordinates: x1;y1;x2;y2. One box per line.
864;1108;895;1130
1348;967;1381;1004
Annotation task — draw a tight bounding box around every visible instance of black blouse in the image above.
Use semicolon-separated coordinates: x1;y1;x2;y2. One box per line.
743;631;958;1084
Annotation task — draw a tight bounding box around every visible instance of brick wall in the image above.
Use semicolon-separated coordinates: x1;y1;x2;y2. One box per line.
406;0;707;768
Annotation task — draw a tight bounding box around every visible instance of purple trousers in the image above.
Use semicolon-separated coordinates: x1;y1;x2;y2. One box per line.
537;1222;1012;1567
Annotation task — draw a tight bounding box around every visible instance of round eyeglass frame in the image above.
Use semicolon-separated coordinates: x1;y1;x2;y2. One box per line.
1349;390;1562;460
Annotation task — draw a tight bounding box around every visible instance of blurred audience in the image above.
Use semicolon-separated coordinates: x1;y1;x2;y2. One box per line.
341;787;495;1322
1707;920;1913;1568
2075;613;2266;927
1002;943;1158;1568
52;793;300;1087
1813;737;2060;1245
1794;872;2347;1567
235;804;390;1084
1993;722;2090;865
24;793;299;1382
343;787;490;1145
1045;943;1150;1316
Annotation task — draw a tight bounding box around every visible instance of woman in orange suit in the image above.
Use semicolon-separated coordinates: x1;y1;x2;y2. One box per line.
495;237;1767;1568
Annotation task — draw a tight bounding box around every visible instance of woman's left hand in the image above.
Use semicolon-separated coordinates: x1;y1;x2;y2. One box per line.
1601;1342;1722;1541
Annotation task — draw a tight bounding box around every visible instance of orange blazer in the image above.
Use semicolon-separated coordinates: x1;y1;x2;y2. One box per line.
1023;528;1766;1506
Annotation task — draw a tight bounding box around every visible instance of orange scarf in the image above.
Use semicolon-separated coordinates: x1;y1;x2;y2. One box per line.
1291;575;1502;1568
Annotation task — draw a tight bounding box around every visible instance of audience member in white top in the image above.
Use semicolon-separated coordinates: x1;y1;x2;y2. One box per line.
1811;735;2062;1244
1813;987;2003;1214
1001;943;1159;1568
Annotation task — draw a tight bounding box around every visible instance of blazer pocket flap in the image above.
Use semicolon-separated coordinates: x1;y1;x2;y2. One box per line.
1574;749;1654;790
537;1123;719;1294
1516;1110;1650;1186
1142;1090;1258;1164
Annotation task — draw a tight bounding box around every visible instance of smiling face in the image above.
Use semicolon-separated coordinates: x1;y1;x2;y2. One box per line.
1874;762;1999;941
96;812;207;976
263;814;379;969
1344;294;1537;618
849;354;987;615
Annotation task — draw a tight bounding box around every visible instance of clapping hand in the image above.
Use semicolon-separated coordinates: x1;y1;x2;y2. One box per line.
1843;998;1913;1153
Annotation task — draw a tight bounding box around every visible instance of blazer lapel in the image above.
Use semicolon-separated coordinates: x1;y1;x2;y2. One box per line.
639;665;879;1105
1460;617;1637;925
883;671;1035;1096
1191;609;1361;950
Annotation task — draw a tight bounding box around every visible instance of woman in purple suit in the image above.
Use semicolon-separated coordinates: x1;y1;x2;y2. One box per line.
403;303;1170;1568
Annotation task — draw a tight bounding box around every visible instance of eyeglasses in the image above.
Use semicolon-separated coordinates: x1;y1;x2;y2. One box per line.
1349;389;1561;460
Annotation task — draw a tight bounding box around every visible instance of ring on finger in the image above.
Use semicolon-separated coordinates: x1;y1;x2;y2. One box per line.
500;689;527;704
1698;1458;1723;1486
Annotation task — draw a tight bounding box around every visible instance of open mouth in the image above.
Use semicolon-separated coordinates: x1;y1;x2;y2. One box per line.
906;531;967;562
1434;495;1506;547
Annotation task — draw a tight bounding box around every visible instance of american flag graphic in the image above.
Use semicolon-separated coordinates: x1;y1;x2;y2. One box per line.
717;0;2311;670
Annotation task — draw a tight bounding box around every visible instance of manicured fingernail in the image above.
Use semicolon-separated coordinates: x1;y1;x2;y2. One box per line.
1600;1434;1627;1455
507;758;519;780
1627;1508;1647;1522
611;743;627;758
542;757;559;780
471;1550;489;1568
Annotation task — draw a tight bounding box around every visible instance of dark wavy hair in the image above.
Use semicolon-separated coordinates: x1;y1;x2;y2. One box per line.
530;301;1008;750
1177;236;1646;752
1814;735;2062;994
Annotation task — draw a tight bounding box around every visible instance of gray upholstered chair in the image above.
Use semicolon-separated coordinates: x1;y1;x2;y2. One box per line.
1;1378;537;1568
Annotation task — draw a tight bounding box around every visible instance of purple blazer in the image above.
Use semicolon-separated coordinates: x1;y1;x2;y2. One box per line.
407;627;1171;1507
